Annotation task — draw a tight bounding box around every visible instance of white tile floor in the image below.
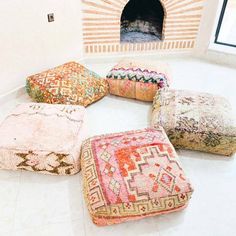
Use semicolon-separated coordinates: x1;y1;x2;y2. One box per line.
0;57;236;236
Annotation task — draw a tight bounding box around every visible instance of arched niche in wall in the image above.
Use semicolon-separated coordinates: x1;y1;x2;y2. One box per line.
120;0;165;43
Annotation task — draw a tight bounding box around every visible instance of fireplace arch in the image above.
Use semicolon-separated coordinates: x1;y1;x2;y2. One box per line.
120;0;166;43
82;0;204;54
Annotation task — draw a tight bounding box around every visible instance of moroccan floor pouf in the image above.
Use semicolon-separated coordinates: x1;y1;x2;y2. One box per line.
81;128;193;226
0;103;87;175
151;89;236;156
106;59;171;101
26;61;109;107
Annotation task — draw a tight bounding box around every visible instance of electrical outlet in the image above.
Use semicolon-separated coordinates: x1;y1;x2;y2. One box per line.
47;13;54;22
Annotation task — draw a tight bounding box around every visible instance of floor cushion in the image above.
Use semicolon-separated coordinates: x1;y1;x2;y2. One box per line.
106;59;171;101
26;61;109;107
0;103;87;175
81;128;193;226
151;89;236;156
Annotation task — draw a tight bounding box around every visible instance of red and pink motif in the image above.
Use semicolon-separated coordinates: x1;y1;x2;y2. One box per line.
81;127;193;226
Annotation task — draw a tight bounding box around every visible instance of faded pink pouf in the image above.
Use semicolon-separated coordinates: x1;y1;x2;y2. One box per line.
81;128;193;226
0;103;87;175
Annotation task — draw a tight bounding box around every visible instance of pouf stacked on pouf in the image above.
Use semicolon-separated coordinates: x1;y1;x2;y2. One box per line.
151;89;236;156
106;59;171;101
0;103;87;175
26;61;109;107
81;128;193;226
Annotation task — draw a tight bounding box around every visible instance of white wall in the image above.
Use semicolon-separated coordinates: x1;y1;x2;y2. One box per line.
0;0;83;96
194;0;236;66
194;0;221;55
0;0;227;96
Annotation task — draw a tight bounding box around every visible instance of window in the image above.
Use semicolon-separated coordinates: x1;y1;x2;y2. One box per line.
215;0;236;47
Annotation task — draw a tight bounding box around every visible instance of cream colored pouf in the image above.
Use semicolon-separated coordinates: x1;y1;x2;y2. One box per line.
0;103;87;175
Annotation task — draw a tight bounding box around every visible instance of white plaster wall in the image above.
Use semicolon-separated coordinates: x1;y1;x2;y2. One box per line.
194;0;221;55
0;0;83;96
194;0;236;66
0;0;231;97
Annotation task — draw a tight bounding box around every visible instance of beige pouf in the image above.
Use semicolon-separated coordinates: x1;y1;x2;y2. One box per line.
151;89;236;156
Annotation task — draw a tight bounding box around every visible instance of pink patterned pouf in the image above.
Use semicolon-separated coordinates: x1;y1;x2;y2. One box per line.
0;103;87;175
106;59;171;102
81;128;193;226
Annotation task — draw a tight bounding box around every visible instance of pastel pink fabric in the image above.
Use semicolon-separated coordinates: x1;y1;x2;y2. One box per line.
0;103;87;175
81;128;194;226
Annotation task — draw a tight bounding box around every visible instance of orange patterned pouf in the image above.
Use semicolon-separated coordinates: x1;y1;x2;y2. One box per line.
26;61;109;107
81;128;193;226
106;59;171;101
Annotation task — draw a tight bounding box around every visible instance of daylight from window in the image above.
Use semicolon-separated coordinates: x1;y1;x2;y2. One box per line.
217;0;236;46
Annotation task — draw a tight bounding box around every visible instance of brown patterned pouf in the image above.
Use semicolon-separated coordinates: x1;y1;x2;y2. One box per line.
151;89;236;156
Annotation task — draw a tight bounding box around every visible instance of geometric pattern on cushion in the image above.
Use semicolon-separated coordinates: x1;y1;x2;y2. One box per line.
106;59;171;101
26;61;109;107
0;103;87;175
81;128;193;226
151;89;236;156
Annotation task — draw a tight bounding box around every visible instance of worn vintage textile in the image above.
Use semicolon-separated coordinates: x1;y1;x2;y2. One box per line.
81;128;193;226
26;61;109;107
0;103;87;175
151;89;236;156
106;59;171;101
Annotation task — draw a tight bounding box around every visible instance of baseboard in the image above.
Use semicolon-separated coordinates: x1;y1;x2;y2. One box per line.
0;58;84;104
0;51;234;105
83;51;193;64
0;85;26;105
195;49;236;68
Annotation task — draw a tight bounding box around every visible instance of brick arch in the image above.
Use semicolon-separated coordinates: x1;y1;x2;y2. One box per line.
82;0;205;54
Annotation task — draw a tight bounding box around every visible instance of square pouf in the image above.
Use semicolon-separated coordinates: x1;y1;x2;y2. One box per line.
81;128;193;226
26;61;109;107
151;89;236;156
106;59;171;101
0;103;87;175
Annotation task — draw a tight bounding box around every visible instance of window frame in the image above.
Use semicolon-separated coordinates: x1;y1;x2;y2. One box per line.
214;0;236;48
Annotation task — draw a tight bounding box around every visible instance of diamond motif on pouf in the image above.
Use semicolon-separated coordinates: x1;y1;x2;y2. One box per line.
26;61;109;107
151;89;236;156
106;59;171;101
0;103;87;175
81;128;193;226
